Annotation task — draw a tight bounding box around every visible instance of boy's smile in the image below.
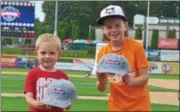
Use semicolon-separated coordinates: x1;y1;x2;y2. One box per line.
102;17;128;42
36;42;60;71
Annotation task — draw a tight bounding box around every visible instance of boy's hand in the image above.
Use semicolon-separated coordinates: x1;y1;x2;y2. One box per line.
35;101;46;110
96;72;106;81
122;72;135;86
96;72;107;92
65;103;72;111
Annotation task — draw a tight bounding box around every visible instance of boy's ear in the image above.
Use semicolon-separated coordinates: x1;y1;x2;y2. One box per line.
34;51;38;58
101;26;105;33
125;22;128;31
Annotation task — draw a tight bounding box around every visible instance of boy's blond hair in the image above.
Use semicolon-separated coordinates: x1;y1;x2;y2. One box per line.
35;33;61;52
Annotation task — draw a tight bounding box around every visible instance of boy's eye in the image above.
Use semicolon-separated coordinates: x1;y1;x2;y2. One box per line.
115;24;121;28
105;24;121;29
41;51;46;55
50;52;55;55
105;25;112;29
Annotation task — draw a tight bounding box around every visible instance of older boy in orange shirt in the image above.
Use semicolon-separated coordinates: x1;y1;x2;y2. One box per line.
96;5;151;111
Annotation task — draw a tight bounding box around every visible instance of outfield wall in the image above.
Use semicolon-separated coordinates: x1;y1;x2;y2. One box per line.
1;43;179;75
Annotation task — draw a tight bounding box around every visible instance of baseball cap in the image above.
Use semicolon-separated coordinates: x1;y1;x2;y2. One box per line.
96;5;127;25
97;53;130;76
42;79;77;108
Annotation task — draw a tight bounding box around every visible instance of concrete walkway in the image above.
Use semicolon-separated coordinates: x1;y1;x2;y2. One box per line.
148;79;179;90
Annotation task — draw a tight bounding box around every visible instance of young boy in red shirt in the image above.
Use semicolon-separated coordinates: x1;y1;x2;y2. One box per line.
24;33;71;112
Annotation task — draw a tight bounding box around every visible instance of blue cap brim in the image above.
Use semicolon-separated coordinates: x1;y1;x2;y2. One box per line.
43;97;71;108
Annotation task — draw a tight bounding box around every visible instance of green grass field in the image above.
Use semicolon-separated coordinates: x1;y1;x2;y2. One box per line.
1;74;177;94
2;68;179;80
2;97;179;111
1;68;179;111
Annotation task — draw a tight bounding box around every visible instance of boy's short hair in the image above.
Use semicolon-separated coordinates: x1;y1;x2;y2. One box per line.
35;33;61;52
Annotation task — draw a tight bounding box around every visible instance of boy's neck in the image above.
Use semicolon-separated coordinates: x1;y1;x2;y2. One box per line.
39;65;57;72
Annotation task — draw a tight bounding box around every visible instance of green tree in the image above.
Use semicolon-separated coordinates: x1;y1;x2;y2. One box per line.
88;26;96;40
41;1;179;39
5;38;12;45
135;27;142;40
88;25;92;39
35;18;53;37
151;29;159;49
168;29;172;38
91;27;96;40
1;38;6;46
75;25;80;39
71;24;75;40
12;39;19;45
148;1;179;17
171;29;176;38
56;22;67;40
25;39;31;47
74;25;77;40
59;29;66;41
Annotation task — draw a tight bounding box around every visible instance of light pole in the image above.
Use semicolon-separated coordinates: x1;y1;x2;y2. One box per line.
54;0;58;36
144;18;147;48
146;1;150;49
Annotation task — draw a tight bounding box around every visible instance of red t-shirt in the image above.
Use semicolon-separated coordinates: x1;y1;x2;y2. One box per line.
24;67;69;112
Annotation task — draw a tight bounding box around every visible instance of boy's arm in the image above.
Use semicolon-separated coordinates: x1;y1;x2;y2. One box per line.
123;42;149;86
96;47;107;92
25;92;45;109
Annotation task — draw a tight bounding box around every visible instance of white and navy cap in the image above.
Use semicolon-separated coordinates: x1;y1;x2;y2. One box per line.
96;5;127;25
97;53;130;76
42;79;77;108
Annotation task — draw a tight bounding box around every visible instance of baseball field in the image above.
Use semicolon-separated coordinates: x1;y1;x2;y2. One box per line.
1;68;179;111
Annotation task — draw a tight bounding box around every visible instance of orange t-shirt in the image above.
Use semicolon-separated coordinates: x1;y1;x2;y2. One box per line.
97;37;151;111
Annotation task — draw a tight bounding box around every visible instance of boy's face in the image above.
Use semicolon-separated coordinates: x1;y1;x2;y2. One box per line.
102;17;128;42
35;42;60;70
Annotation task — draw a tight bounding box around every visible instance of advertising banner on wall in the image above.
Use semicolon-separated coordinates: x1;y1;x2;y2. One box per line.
161;62;179;75
160;50;179;61
158;38;178;49
16;57;28;68
55;62;91;71
16;56;38;68
149;61;162;74
73;59;94;70
148;49;161;61
1;56;18;67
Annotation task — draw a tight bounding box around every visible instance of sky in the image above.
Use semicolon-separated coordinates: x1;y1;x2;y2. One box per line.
31;1;45;22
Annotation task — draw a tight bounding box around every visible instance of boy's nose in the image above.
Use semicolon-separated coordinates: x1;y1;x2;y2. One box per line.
111;27;117;32
45;54;50;58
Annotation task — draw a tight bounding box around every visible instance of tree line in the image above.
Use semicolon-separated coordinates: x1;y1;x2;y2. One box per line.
35;1;179;40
